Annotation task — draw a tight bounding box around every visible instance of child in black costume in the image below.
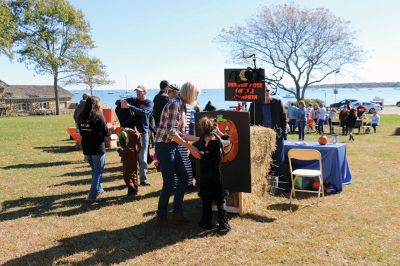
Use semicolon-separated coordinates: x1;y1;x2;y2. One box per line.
194;117;231;232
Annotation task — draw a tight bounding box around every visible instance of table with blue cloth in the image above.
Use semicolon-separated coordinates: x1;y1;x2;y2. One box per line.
283;141;352;193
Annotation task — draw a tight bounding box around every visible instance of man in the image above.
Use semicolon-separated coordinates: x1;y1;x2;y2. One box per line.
249;87;287;181
317;103;326;134
287;102;297;134
152;80;170;129
203;101;216;111
121;85;154;186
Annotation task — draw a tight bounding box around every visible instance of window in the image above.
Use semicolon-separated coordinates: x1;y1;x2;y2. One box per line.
17;103;28;112
39;102;49;110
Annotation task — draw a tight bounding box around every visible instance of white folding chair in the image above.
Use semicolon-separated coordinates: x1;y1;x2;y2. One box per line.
288;149;324;206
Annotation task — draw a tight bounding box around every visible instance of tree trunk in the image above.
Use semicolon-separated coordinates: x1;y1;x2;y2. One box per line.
54;74;60;115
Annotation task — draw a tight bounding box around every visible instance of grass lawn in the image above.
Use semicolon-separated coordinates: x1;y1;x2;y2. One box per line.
1;114;399;265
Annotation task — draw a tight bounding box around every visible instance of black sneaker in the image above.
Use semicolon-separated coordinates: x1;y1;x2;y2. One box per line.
140;181;150;186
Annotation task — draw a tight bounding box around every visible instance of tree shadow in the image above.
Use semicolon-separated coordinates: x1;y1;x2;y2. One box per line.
33;146;78;154
0;187;160;222
59;165;123;177
52;175;123;187
2;199;224;265
267;203;299;212
242;213;276;223
2;161;80;170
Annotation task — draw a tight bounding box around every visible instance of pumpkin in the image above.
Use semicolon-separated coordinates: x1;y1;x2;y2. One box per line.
318;135;328;145
216;114;239;162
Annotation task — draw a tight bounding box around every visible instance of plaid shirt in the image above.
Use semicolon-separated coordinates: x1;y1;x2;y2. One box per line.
155;97;187;143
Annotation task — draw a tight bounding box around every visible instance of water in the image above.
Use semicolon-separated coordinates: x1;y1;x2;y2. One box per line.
71;87;400;110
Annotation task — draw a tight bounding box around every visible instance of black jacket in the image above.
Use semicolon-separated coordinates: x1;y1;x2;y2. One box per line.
78;115;110;155
249;98;287;139
152;91;169;128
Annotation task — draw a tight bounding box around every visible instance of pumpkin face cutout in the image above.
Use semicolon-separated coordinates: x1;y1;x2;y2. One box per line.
216;114;239;162
318;135;328;145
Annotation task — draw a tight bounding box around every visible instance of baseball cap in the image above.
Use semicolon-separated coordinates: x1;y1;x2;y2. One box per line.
168;84;180;91
135;85;146;92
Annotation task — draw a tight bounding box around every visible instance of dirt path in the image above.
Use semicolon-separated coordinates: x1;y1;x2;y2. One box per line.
380;105;400;115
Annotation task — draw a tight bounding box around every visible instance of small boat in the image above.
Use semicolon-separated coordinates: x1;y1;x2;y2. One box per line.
107;91;114;95
282;94;295;98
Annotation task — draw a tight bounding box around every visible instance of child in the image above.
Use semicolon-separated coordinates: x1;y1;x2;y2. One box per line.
118;128;142;196
193;117;231;232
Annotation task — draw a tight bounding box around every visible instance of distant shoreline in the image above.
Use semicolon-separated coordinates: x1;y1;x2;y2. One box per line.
310;82;400;89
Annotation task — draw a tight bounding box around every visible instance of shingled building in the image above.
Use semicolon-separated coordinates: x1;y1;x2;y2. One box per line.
0;80;73;115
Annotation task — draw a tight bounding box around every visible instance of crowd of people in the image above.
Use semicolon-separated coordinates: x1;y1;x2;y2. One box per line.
74;80;231;232
286;100;380;142
74;85;381;231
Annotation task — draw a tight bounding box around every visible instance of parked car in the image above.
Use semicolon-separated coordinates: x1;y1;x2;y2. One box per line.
354;101;382;113
396;101;400;107
330;99;358;109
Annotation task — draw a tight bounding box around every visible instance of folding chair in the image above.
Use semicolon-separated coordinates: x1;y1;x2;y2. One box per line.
288;149;324;206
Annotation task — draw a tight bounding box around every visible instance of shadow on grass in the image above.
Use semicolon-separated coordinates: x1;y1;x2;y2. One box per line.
242;213;276;223
34;145;78;154
59;165;123;177
2;199;224;265
267;203;299;212
2;160;81;170
52;174;123;187
0;186;160;222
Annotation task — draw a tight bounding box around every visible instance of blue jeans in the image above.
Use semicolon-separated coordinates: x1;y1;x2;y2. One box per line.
297;121;306;141
155;142;189;219
139;132;149;183
85;154;105;200
318;119;325;133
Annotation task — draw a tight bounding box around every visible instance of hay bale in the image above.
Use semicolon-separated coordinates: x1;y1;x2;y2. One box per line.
241;126;276;213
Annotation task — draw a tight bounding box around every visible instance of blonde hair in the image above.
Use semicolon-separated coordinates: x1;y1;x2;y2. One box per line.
198;116;215;135
180;81;200;105
299;100;305;107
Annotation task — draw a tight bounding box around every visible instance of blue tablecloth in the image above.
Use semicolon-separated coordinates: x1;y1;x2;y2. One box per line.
283;141;352;193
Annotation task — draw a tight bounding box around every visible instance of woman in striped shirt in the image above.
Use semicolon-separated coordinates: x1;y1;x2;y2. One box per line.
154;82;201;227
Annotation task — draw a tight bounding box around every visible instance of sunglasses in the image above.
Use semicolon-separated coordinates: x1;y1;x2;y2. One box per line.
167;89;176;94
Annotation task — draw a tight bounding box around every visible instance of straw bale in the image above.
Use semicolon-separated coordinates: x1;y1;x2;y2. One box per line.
241;126;276;213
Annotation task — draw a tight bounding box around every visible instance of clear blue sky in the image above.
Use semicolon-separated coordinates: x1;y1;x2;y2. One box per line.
1;0;399;90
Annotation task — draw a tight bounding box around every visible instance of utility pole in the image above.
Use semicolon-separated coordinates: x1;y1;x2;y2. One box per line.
334;70;340;103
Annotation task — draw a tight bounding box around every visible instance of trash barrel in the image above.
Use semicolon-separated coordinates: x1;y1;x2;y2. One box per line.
103;108;113;123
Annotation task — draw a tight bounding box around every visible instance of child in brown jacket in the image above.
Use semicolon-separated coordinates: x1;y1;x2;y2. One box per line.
118;128;141;196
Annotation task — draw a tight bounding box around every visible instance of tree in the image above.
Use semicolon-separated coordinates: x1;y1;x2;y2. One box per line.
65;55;114;95
10;0;94;115
0;0;17;60
217;3;364;102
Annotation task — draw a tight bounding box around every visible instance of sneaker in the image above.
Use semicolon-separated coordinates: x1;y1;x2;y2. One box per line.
97;190;105;198
86;197;104;204
140;181;150;186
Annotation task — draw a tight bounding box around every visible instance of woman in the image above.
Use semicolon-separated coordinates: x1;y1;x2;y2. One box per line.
77;96;110;203
154;82;201;227
295;100;307;141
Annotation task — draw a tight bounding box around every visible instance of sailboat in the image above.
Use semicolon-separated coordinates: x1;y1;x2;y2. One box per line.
119;75;131;99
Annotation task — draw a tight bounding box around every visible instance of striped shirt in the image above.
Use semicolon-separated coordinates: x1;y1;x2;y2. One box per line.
155;97;186;143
